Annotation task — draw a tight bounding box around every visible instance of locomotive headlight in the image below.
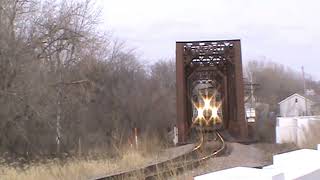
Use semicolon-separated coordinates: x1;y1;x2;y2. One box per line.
193;92;222;126
197;107;205;120
210;106;219;119
203;97;212;110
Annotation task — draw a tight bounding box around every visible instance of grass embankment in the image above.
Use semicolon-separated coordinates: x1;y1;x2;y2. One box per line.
0;148;153;180
0;135;167;180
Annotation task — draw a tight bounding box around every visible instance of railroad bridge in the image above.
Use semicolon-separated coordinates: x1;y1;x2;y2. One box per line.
92;39;253;180
176;39;249;143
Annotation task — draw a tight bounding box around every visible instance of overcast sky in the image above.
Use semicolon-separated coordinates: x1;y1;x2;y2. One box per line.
98;0;319;80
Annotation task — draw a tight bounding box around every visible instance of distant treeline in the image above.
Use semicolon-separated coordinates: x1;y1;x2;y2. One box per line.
1;0;319;158
245;60;320;113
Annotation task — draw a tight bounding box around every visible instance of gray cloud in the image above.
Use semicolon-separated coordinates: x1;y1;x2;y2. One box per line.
99;0;320;80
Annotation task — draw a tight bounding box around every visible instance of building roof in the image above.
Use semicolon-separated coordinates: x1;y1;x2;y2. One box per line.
278;93;313;105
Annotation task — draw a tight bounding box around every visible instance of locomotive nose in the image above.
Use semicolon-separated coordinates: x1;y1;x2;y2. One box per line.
192;84;223;128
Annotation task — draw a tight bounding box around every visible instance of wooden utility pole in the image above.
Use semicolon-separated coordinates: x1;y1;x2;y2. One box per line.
302;66;308;116
56;50;62;155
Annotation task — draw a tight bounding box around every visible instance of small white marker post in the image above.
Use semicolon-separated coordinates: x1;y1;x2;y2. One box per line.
134;127;138;149
173;126;178;146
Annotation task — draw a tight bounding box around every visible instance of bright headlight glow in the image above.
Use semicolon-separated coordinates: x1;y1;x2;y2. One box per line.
210;106;218;119
197;107;205;120
193;93;222;126
203;97;212;110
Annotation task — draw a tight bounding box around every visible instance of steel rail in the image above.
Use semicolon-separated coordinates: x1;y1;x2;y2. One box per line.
144;131;225;179
90;131;224;180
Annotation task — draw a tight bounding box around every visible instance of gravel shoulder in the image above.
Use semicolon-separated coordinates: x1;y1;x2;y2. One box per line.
173;142;297;179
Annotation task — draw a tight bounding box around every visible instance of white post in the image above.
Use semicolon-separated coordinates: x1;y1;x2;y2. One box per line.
173;126;178;146
134;128;138;149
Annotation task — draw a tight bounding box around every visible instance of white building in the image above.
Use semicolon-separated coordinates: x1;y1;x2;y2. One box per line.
278;93;314;117
276;116;320;147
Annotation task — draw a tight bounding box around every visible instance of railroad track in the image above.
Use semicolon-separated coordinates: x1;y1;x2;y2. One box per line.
91;131;225;180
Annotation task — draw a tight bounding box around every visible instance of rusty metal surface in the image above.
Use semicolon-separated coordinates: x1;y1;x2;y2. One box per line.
176;39;248;143
176;43;187;143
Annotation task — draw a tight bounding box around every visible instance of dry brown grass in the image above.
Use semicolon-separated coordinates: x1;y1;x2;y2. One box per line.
0;135;166;180
0;148;153;180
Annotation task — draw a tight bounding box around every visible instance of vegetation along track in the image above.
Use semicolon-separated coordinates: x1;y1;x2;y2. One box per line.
91;131;225;180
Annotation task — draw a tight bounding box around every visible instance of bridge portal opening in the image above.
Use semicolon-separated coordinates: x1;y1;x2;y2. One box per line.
176;40;248;143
